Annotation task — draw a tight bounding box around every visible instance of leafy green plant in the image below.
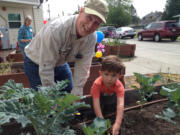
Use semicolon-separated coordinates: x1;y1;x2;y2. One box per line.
0;80;90;135
82;117;111;135
0;59;13;75
132;73;162;107
102;39;126;46
156;83;180;125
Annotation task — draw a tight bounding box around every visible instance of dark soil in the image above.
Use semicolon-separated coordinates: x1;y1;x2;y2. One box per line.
2;101;179;135
120;102;180;135
72;102;180;135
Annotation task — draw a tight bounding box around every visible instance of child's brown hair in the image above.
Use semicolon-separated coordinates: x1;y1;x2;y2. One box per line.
101;55;124;74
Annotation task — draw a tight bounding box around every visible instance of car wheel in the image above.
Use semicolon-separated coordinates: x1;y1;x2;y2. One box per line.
170;37;177;42
154;34;161;42
138;34;143;41
131;36;134;39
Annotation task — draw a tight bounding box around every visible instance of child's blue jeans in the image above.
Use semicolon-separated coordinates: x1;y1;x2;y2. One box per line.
24;56;73;93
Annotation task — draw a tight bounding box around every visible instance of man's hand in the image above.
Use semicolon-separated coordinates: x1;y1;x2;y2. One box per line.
112;122;120;135
27;39;32;42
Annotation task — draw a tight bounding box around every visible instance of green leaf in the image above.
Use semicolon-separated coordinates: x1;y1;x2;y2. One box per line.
163;108;176;118
0;80;89;135
56;94;80;111
82;117;111;135
152;74;162;83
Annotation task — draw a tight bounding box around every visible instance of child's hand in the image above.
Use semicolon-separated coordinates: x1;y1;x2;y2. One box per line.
112;123;120;135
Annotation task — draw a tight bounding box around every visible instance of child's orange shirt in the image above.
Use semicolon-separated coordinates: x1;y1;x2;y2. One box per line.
90;76;124;98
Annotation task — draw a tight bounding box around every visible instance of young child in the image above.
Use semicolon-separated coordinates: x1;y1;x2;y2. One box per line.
90;55;125;135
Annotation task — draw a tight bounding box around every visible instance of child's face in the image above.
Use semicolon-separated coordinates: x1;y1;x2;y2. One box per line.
100;70;120;88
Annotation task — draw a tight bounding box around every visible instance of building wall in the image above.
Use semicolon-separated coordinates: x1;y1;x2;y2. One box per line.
0;4;43;48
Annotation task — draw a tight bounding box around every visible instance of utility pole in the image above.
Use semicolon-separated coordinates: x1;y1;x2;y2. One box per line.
47;4;50;20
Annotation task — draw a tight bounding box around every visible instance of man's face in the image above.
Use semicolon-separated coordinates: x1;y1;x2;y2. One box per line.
76;8;102;37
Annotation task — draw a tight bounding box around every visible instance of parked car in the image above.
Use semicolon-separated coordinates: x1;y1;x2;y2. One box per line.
116;27;136;39
98;26;118;38
137;20;180;42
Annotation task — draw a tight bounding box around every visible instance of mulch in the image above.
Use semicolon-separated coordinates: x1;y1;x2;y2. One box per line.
124;73;180;89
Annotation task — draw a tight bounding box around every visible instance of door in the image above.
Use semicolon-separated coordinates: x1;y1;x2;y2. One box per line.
0;27;10;49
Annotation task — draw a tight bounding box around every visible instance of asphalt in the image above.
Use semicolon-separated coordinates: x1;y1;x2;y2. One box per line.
123;38;180;76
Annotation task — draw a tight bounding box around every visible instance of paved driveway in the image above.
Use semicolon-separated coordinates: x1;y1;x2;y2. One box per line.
123;39;180;76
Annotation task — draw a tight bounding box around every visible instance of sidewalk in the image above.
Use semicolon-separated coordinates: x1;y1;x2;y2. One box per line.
123;39;180;76
124;56;180;76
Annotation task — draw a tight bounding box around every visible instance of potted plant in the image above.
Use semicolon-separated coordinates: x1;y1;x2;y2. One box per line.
102;39;136;57
0;61;30;88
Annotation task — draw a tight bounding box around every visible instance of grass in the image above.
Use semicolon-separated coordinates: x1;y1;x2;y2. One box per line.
178;36;180;40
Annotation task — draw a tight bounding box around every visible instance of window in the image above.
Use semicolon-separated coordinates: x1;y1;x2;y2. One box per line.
151;23;163;29
166;22;178;28
8;14;21;28
145;24;152;30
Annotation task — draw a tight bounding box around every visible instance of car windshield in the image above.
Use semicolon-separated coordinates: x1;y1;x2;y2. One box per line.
108;27;116;31
117;28;122;31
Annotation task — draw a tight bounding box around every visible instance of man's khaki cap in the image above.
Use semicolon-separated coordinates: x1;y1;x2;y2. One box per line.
84;0;109;23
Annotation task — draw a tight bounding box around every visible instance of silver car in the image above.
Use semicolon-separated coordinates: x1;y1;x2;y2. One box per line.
116;27;136;39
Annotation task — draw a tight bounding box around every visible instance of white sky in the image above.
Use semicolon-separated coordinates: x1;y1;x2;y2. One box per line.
43;0;167;20
133;0;166;18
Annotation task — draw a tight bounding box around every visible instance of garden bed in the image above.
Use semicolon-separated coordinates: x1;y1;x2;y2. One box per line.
0;73;180;135
71;101;180;135
6;50;23;62
0;61;125;95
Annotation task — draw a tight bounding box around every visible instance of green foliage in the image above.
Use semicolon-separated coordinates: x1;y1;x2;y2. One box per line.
105;0;132;9
161;0;180;20
102;39;126;46
156;83;180;125
132;73;162;106
107;6;132;27
82;117;111;135
0;80;90;135
0;59;13;75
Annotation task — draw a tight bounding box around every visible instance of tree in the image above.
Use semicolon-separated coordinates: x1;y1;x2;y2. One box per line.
106;0;132;7
105;0;133;27
107;6;131;27
130;5;140;24
162;0;180;20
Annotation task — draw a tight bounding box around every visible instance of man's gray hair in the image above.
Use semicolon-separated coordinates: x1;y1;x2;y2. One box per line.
24;15;32;24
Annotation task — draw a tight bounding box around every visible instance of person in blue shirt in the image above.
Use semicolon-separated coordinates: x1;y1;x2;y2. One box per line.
18;15;33;58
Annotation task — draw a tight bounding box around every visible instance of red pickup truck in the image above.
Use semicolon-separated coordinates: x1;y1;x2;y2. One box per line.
138;20;180;42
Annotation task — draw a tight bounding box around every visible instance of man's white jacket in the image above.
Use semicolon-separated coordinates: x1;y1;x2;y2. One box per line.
25;15;97;95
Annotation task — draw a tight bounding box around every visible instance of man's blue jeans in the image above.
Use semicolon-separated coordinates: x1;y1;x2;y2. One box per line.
19;46;26;59
24;56;73;93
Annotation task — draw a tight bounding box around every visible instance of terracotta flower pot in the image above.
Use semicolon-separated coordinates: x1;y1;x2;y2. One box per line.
104;44;136;57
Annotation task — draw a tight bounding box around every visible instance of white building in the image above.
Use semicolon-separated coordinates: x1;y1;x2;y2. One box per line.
0;0;44;49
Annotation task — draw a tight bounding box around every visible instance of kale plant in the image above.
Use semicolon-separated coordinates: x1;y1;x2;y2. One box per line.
132;73;162;106
0;80;90;135
156;83;180;125
82;117;111;135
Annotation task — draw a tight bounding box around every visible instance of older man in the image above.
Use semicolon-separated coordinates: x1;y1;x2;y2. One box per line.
24;0;109;95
